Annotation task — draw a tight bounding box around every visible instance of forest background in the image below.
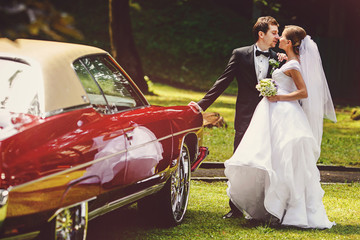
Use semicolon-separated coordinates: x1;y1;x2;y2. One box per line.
52;0;360;106
1;0;359;165
1;0;359;105
1;3;360;238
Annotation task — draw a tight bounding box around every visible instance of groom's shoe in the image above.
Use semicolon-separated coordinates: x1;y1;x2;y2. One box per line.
222;209;243;219
269;215;281;227
222;200;243;219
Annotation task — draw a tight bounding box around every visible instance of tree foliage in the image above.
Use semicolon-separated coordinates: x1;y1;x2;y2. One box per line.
1;0;148;94
0;0;83;40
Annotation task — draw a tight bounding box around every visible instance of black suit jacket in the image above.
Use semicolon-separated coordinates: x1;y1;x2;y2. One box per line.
198;44;279;132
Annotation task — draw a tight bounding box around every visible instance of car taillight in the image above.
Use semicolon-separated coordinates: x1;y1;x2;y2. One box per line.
0;172;9;189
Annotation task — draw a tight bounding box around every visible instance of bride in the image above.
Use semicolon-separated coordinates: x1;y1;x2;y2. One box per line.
224;25;337;229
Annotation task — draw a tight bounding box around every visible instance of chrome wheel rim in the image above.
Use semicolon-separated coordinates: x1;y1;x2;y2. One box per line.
55;202;88;240
170;144;191;223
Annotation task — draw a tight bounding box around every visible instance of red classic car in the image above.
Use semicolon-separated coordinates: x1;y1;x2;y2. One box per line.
0;39;208;239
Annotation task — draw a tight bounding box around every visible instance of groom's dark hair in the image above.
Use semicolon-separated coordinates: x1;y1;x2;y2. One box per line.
253;16;279;41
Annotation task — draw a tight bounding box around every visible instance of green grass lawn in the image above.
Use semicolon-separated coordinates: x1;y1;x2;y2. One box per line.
87;181;360;239
145;82;360;167
86;83;360;239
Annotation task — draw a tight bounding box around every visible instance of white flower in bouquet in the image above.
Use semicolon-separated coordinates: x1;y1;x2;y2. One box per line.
256;78;278;97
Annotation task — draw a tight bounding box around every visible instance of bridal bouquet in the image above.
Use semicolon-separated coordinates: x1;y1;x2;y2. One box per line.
256;78;278;97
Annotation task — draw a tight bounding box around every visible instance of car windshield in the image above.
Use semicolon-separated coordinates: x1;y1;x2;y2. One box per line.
0;59;41;116
74;55;146;114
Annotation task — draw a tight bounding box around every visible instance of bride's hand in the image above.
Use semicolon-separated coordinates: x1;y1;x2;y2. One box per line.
277;53;288;62
267;95;279;102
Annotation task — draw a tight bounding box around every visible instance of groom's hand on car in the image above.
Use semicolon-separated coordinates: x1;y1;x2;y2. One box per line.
188;101;203;113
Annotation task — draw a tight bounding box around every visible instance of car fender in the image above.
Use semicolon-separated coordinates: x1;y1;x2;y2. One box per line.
58;175;101;209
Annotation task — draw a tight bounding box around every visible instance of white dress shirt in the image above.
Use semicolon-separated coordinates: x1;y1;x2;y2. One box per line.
254;45;270;81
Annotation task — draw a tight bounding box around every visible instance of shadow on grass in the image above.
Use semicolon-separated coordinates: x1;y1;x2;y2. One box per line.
191;208;360;238
87;204;185;240
326;224;360;236
86;205;360;239
242;219;360;237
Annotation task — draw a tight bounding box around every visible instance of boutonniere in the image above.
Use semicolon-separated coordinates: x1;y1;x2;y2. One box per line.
269;58;280;75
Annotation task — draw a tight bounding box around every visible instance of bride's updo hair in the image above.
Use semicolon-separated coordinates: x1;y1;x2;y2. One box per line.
284;25;307;55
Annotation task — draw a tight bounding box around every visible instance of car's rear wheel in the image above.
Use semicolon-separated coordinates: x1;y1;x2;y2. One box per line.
41;202;88;240
138;142;191;226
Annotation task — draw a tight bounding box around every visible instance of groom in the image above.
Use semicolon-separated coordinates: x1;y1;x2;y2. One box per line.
191;16;281;218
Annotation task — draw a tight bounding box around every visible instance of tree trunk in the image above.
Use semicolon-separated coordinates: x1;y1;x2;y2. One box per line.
109;0;148;93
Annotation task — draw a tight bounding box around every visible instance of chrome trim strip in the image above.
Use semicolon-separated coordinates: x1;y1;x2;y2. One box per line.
9;127;201;191
41;104;92;118
137;173;165;184
10;148;127;191
125;127;200;152
48;197;96;222
0;231;40;240
88;182;165;221
173;127;201;137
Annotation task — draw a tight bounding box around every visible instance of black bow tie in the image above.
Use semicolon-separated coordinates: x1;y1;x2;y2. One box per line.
255;50;270;57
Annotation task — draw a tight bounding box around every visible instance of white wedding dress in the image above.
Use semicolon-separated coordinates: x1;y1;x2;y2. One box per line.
224;60;335;229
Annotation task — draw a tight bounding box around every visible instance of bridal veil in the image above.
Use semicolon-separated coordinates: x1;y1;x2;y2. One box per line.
299;36;337;151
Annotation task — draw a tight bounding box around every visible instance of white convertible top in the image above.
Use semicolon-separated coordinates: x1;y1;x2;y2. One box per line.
0;38;108;115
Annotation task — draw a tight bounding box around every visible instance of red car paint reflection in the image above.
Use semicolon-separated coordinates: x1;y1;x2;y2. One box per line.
0;39;208;239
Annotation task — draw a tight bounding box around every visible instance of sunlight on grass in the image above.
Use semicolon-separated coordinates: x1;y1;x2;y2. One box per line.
145;83;360;166
184;181;360;240
102;182;360;239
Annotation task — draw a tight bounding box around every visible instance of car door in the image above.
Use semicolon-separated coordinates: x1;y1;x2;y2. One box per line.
76;55;174;188
75;55;160;190
121;106;173;186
